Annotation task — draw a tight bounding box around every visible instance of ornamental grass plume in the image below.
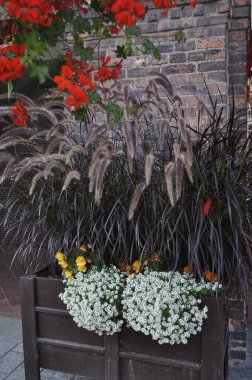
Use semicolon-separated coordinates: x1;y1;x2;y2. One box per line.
145;154;155;186
128;182;146;220
1;76;251;293
165;162;175;207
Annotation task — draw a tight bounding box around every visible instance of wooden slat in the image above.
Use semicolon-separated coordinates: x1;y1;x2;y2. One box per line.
35;306;69;316
201;297;228;380
105;334;119;380
37;337;105;354
119;351;201;371
21;276;41;380
37;311;105;347
119;358;201;380
39;343;105;379
120;325;201;363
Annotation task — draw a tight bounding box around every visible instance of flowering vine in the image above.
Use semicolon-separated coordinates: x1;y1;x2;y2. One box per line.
0;0;198;116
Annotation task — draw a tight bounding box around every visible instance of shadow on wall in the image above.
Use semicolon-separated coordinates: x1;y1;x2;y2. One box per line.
0;67;56;99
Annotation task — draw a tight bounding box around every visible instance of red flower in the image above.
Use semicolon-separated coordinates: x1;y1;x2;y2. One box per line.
109;24;120;36
203;198;212;217
11;100;29;127
66;86;89;110
0;57;25;82
2;0;54;27
112;0;146;26
190;0;198;8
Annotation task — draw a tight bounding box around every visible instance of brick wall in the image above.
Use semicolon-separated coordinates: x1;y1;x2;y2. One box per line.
99;0;251;127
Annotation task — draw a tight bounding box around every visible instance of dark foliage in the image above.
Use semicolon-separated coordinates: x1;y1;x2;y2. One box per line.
0;81;251;291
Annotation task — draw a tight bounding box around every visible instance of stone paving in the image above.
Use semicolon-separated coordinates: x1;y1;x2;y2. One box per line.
0;316;251;380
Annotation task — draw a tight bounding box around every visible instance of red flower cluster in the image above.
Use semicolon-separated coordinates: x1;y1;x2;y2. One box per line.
151;0;177;16
11;100;29;127
0;44;26;83
54;51;95;110
54;0;90;14
109;0;198;26
0;0;55;26
94;56;123;83
111;0;146;26
54;52;123;110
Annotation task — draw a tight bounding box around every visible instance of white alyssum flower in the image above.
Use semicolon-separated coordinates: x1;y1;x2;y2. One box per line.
59;267;125;336
122;270;220;345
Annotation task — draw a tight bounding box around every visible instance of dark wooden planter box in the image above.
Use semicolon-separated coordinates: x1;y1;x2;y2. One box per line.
21;269;229;380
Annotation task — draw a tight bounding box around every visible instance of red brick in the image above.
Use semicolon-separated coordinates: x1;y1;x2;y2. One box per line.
188;51;206;61
207;49;226;60
229;30;247;41
162;64;196;75
186;28;205;39
218;3;230;13
233;0;250;5
232;97;247;106
198;38;225;49
188;73;204;83
229;18;250;29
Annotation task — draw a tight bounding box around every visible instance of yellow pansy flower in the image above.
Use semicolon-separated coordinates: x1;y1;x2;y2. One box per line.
59;260;68;268
78;265;87;272
64;270;74;280
56;252;65;261
132;260;141;274
76;256;86;266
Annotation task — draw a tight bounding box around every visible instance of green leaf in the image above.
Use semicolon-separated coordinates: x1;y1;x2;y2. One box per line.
143;39;161;61
73;106;89;122
88;91;100;103
175;29;186;44
143;39;155;54
74;40;94;62
153;47;161;60
106;102;124;124
73;17;91;33
90;0;104;12
31;64;50;84
61;10;75;23
115;43;133;59
40;19;64;46
7;81;13;100
125;26;141;37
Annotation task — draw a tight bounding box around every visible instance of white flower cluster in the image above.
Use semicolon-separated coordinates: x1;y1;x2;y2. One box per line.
122;270;220;345
59;267;125;336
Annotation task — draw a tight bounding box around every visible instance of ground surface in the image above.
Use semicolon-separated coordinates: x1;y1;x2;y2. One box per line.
0;316;251;379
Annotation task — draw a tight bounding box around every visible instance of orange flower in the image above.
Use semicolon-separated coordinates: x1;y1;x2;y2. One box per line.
119;262;127;272
213;274;218;282
80;245;87;252
204;270;212;281
126;265;132;273
153;253;160;263
183;266;190;273
132;260;141;273
87;258;92;264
